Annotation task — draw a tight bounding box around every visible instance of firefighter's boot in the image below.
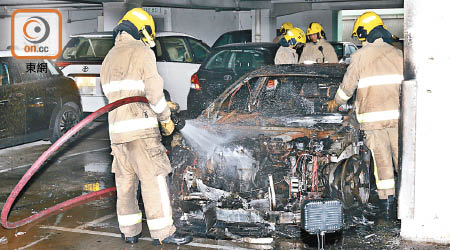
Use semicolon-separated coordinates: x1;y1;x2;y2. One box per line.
153;231;193;245
121;232;142;244
379;195;396;220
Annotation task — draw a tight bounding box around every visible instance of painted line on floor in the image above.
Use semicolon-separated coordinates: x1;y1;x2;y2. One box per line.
58;147;110;161
76;213;116;229
17;233;52;250
0;147;110;173
40;226;252;250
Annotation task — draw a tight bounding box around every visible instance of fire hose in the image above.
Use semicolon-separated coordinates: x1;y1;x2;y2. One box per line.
1;96;178;229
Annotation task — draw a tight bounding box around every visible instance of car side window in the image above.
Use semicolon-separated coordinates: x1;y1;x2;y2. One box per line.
151;39;164;62
159;37;191;63
205;50;232;70
187;38;210;63
349;45;357;54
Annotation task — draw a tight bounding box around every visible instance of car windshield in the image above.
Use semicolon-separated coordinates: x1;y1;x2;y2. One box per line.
61;37;114;61
216;74;343;119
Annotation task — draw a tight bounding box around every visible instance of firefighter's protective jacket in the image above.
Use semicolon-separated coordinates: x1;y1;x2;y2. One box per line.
275;46;299;65
101;32;171;143
334;38;403;130
299;39;338;63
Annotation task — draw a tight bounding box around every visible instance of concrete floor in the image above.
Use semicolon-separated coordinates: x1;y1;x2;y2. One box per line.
0;122;448;250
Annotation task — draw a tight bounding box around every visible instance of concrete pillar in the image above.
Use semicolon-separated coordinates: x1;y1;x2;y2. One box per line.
252;9;276;42
399;0;450;244
102;2;126;31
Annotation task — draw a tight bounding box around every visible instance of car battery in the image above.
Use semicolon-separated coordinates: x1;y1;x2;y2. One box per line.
301;199;343;234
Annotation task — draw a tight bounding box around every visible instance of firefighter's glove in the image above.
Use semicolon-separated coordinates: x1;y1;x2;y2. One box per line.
161;119;175;136
167;101;180;112
327;100;339;112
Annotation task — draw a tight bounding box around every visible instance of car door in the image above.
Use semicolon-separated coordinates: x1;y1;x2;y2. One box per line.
0;57;26;148
14;59;49;140
157;36;201;110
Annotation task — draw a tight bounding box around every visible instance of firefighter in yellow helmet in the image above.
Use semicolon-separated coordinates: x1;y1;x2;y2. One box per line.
327;11;403;220
273;22;294;43
299;22;338;64
275;27;306;65
100;8;192;245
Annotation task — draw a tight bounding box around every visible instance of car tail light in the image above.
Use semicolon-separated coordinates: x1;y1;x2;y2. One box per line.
75;76;97;95
55;61;71;69
190;73;201;90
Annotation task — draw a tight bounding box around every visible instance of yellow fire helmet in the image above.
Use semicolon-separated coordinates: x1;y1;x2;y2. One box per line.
280;22;294;35
284;27;306;48
352;11;385;41
306;22;325;39
119;8;156;47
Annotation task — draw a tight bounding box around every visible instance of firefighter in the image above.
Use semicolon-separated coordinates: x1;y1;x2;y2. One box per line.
100;8;192;245
273;22;294;43
327;11;403;219
274;27;306;65
299;22;338;63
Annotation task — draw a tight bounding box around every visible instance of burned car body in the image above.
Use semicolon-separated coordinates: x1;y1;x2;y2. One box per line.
169;64;371;239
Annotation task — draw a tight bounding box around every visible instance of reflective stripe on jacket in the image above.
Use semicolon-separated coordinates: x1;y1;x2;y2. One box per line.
101;32;171;143
299;39;338;64
334;38;403;130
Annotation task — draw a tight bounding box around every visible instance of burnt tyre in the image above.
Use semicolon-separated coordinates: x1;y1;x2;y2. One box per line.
50;102;81;143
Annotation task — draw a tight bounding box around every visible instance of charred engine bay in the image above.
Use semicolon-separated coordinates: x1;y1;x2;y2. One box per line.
169;110;371;240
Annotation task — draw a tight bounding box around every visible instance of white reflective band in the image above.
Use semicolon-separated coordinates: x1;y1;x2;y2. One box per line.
102;80;145;95
150;97;168;114
147;217;173;231
336;87;351;101
357;110;399;123
118;212;142;227
376;179;396;190
110;117;158;134
358;74;403;88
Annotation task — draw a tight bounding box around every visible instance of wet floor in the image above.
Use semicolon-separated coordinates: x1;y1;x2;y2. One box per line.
0;122;448;250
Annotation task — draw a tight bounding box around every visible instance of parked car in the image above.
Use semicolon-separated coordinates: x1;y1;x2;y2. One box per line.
0;51;82;149
187;42;279;117
329;41;358;64
170;64;371;239
56;31;211;112
212;30;252;48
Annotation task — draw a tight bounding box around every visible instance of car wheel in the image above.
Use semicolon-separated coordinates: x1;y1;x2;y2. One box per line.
50;102;81;143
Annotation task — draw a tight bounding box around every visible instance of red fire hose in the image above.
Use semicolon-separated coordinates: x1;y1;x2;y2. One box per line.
1;96;148;229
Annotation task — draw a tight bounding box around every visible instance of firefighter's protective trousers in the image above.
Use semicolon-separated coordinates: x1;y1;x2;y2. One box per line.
111;137;176;239
365;128;398;199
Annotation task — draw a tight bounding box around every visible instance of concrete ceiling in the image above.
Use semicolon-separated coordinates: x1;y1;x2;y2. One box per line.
0;0;404;16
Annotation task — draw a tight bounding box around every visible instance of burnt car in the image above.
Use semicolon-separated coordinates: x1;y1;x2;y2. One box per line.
169;64;371;239
0;51;81;149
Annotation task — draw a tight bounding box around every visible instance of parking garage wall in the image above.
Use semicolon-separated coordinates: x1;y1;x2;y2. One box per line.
277;10;335;41
170;8;241;46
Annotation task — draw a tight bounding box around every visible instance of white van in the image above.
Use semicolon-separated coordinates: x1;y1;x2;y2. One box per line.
56;31;210;112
